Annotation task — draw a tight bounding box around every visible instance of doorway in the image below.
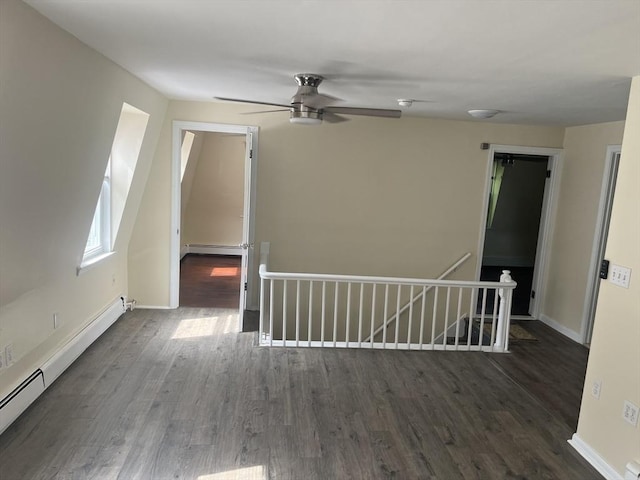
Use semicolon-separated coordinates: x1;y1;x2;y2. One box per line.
170;121;258;331
477;145;563;318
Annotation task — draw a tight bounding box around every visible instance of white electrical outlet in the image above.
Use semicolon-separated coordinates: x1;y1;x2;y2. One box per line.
610;264;632;288
5;344;14;366
623;400;639;427
591;380;602;399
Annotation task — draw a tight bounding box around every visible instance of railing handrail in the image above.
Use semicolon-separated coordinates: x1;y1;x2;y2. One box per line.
259;264;516;290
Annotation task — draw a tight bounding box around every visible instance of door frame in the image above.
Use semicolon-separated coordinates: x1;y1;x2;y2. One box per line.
580;144;621;344
170;121;259;331
476;144;564;319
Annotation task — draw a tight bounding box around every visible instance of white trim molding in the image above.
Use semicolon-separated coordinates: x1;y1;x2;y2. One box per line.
539;314;582;343
569;433;624;480
182;244;243;257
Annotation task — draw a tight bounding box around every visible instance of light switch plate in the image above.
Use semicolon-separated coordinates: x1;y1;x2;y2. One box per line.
610;264;631;288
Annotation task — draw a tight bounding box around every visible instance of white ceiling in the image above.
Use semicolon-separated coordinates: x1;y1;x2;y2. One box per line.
25;0;640;126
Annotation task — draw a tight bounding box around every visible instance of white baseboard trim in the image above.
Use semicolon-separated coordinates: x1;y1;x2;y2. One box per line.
183;244;242;256
539;313;582;343
1;296;126;435
568;433;624;480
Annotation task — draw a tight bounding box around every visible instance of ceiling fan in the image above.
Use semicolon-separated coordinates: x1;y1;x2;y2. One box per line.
215;73;402;125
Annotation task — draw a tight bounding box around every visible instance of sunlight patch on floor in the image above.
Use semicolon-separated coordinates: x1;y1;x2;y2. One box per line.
210;266;239;277
172;313;240;338
198;465;265;479
171;316;219;339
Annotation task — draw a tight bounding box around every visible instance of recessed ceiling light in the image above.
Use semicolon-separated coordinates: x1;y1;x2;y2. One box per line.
468;109;500;119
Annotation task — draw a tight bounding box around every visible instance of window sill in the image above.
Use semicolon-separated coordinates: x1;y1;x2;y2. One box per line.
77;251;116;276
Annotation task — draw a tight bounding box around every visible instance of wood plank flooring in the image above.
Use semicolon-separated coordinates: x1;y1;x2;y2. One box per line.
180;254;241;308
0;310;601;479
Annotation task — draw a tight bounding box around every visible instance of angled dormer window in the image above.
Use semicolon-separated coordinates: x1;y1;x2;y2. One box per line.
80;102;149;272
83;159;111;261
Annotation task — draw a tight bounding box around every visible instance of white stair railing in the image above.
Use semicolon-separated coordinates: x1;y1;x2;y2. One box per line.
259;243;516;353
363;252;471;342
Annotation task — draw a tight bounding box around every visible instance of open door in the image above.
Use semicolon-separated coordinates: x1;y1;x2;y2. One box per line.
477;145;563;319
237;131;254;327
170;121;258;332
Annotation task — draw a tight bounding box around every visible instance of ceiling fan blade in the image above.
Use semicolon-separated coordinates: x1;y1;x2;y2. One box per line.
324;106;402;118
322;112;350;124
214;96;292;109
242;109;291;115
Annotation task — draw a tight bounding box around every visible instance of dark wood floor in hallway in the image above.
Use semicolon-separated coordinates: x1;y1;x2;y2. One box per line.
0;309;601;479
180;254;241;308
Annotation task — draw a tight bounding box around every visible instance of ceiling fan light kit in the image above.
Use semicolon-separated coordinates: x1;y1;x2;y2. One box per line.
468;109;500;119
289;109;322;125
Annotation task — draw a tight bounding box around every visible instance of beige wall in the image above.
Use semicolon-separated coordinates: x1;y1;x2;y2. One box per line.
183;133;245;246
0;0;167;395
575;77;640;476
129;100;565;307
543;121;625;337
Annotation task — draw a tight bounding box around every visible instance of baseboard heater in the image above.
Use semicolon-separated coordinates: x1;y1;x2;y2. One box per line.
181;244;242;259
0;296;126;435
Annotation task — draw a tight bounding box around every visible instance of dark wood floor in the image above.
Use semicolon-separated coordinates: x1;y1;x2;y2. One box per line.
0;310;600;479
180;254;241;309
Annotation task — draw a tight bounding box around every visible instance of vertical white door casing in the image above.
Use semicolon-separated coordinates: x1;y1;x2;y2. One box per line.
476;144;564;319
170;121;258;331
581;145;621;344
237;130;255;324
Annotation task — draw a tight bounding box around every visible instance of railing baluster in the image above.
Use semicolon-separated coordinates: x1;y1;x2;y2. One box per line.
407;286;414;348
321;281;326;347
442;287;451;348
467;287;474;349
454;287;463;350
370;284;377;348
490;286;499;352
346;282;352;348
383;284;389;349
358;283;364;348
295;280;301;347
479;287;488;348
260;276;265;345
308;281;314;347
430;286;438;350
333;281;339;347
282;279;288;345
269;279;274;347
394;284;401;349
419;286;426;350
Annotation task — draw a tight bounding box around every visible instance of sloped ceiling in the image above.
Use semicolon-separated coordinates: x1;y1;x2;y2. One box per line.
25;0;640;126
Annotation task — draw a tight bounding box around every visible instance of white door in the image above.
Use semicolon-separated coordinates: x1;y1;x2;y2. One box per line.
237;131;254;328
